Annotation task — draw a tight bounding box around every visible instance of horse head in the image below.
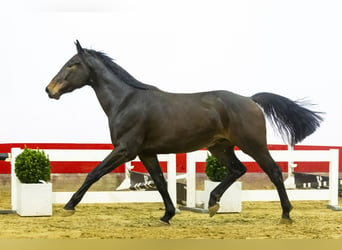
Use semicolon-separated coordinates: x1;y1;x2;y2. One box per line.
45;40;91;99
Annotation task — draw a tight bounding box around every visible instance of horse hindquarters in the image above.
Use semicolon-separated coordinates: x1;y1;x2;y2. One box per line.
227;101;293;223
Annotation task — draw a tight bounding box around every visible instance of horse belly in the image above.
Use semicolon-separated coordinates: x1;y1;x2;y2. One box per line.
141;122;223;154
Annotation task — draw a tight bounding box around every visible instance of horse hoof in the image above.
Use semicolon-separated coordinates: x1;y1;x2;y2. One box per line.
61;209;76;217
208;204;220;217
159;218;171;226
279;218;293;225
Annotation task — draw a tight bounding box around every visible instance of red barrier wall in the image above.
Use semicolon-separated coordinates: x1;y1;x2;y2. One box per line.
0;143;341;174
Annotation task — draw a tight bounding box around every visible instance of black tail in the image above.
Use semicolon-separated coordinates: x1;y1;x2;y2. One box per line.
251;92;324;146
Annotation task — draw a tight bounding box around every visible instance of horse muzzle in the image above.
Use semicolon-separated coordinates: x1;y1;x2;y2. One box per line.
45;81;62;100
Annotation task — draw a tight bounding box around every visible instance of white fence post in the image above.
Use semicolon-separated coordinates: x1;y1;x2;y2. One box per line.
11;148;22;211
164;154;177;207
185;151;201;208
284;145;298;189
328;149;340;209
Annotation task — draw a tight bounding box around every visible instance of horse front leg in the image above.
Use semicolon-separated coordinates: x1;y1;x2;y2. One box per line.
63;147;135;214
139;154;176;225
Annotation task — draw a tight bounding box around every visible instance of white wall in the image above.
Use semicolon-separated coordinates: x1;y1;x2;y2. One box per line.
1;0;341;146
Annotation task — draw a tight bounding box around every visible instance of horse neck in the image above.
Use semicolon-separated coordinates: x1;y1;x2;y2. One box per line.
90;67;135;117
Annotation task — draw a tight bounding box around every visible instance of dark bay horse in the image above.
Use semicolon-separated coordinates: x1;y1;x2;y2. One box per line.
46;41;323;224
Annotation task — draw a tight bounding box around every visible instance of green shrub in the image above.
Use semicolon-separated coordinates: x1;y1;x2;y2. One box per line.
205;154;227;182
15;148;51;183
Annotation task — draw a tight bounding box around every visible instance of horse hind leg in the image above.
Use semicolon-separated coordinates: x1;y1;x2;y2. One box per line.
249;149;293;224
207;144;247;217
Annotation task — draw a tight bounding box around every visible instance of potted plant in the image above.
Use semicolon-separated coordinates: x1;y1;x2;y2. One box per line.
14;148;52;216
203;153;242;213
205;154;227;182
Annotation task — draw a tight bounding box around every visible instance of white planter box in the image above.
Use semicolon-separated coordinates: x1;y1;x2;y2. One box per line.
202;180;242;213
16;182;52;216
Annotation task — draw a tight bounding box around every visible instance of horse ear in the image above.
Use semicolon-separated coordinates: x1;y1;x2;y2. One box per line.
75;40;84;54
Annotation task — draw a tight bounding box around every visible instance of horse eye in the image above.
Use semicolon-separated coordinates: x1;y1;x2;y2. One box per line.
67;64;79;69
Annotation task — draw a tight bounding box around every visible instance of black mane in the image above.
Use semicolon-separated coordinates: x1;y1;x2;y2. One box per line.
87;49;158;90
